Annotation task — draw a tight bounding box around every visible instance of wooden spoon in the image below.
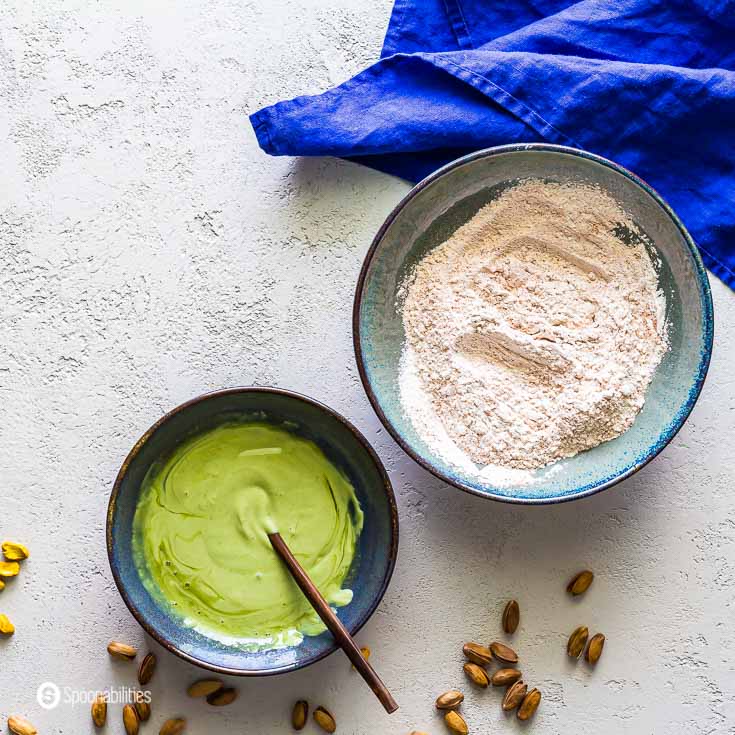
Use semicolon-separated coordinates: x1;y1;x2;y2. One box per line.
268;531;398;714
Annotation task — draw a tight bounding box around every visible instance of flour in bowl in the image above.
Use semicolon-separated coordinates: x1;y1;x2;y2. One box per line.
398;179;668;478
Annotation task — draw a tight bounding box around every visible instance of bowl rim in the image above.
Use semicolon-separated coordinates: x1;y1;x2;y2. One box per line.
106;386;399;676
353;142;714;505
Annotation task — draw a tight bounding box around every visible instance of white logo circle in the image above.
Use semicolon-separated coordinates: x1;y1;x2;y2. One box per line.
36;681;61;710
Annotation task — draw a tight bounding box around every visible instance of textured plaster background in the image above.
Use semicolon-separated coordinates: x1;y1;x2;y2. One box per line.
1;1;734;733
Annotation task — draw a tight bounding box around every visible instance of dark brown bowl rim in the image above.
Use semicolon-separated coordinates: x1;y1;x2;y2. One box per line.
353;143;714;505
106;386;399;676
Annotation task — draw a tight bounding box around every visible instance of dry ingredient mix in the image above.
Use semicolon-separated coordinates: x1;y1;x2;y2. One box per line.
399;179;668;482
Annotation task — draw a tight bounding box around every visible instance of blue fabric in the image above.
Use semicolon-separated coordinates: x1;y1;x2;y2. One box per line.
250;0;735;288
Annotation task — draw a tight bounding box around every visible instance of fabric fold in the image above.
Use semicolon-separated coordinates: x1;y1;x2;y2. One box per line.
250;0;735;288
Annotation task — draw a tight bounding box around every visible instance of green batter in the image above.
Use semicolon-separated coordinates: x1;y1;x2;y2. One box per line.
132;423;363;650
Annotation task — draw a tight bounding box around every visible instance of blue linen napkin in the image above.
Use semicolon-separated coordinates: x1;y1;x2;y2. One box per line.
250;0;735;288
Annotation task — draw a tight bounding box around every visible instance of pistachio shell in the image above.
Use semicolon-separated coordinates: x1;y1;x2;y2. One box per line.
8;715;38;735
502;680;527;711
135;699;151;721
502;600;520;634
292;700;309;730
2;541;29;561
586;633;605;664
207;687;238;706
91;693;107;727
108;640;137;660
313;706;336;733
463;662;489;688
0;561;20;577
122;703;139;735
138;652;157;685
489;641;518;664
187;679;224;698
462;642;492;666
435;690;464;709
491;668;522;687
567;570;594;596
517;688;541;721
0;613;15;635
444;710;469;734
567;626;589;659
159;718;186;735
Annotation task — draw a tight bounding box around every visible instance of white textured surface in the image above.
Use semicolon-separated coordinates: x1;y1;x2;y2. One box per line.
1;1;734;733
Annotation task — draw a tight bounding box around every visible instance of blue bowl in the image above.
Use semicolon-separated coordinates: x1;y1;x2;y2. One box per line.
107;387;399;675
354;144;713;504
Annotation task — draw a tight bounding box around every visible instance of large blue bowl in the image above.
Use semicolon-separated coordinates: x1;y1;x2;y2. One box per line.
354;144;713;504
107;387;398;675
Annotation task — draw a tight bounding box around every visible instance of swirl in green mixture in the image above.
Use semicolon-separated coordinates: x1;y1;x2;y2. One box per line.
132;423;363;650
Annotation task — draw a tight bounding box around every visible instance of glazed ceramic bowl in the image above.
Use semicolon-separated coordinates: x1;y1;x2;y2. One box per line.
107;387;398;675
354;144;713;504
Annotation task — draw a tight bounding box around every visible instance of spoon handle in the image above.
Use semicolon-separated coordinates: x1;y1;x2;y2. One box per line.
268;532;398;714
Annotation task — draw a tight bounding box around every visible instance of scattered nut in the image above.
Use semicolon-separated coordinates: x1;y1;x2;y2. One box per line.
502;680;527;711
159;718;186;735
462;642;492;666
122;703;139;735
0;561;20;577
2;541;29;561
0;613;15;635
91;693;107;727
138;652;157;685
207;687;238;706
0;579;5;591
108;640;138;660
502;600;520;634
489;641;518;664
135;698;151;721
8;715;37;735
187;679;224;698
313;706;336;733
517;688;541;721
567;626;589;659
567;570;594;596
586;633;605;664
463;662;489;688
444;710;469;734
292;700;309;730
491;668;522;687
435;690;464;709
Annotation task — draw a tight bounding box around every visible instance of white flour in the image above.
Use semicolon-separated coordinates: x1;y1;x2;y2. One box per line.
399;179;668;480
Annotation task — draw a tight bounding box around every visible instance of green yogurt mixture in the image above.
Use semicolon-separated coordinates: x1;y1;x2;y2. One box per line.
132;423;363;650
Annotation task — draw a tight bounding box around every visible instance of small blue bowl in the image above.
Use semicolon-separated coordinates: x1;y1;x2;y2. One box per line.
354;144;714;504
107;387;398;675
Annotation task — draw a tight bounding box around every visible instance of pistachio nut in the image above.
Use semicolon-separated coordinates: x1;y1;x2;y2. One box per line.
292;700;309;730
502;600;520;634
517;688;541;721
2;541;29;561
463;662;489;688
435;690;464;710
138;652;157;685
502;680;527;711
462;642;492;666
489;641;518;664
91;693;107;727
491;668;522;687
122;703;139;735
444;710;469;734
586;633;605;664
567;626;589;659
567;570;594;596
207;687;238;706
313;706;336;733
108;640;137;660
159;719;186;735
187;679;224;698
